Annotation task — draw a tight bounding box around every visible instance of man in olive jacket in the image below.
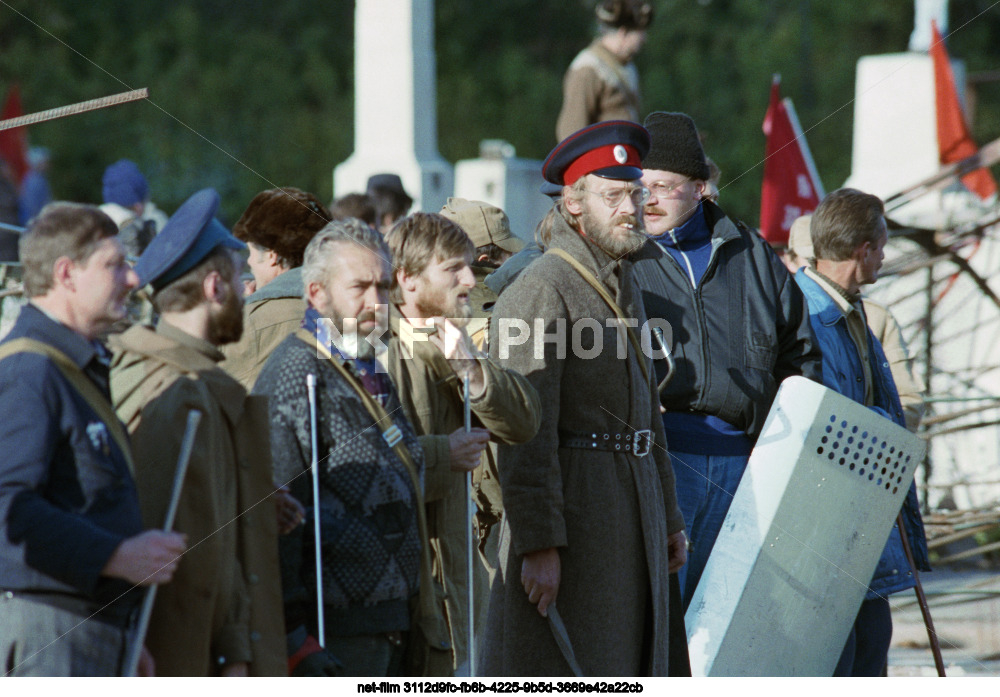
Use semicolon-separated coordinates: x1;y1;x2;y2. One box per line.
220;187;331;389
111;189;285;676
481;122;686;676
383;212;541;675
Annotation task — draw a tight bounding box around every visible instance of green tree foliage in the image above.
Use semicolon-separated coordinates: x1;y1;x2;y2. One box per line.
1;0;998;226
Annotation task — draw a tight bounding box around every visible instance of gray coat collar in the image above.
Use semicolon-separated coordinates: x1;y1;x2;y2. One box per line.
245;266;303;304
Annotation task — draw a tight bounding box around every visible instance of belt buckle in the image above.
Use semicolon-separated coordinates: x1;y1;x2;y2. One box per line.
633;429;653;457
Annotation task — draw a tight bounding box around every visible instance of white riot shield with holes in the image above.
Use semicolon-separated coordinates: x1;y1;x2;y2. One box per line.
684;376;926;677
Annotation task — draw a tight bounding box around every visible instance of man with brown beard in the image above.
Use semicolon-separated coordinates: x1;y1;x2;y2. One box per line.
382;213;541;675
481;121;685;675
110;189;286;676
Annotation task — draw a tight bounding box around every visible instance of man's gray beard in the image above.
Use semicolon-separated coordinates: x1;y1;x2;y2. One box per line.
332;330;379;360
328;310;387;361
581;210;647;259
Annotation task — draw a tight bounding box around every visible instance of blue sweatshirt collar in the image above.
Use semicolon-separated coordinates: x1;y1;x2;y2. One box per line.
650;202;711;250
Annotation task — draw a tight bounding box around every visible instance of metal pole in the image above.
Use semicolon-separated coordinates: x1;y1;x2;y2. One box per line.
124;409;202;676
307;374;326;648
896;513;946;676
463;373;475;676
0;89;149;131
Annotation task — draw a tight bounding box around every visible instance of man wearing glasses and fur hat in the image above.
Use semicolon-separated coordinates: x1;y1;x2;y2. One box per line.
631;112;821;612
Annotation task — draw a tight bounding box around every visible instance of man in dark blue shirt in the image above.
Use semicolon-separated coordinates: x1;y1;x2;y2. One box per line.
0;202;186;676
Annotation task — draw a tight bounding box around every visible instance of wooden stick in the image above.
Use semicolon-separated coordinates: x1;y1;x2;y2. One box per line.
0;89;148;131
896;514;946;676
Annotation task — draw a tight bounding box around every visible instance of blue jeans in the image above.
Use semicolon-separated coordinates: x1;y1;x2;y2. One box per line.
671;450;751;611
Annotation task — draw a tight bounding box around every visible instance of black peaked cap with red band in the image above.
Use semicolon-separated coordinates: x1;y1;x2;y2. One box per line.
542;120;651;186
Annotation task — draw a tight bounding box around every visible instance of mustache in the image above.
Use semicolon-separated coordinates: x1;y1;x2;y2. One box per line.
643;206;667;217
614;215;640;228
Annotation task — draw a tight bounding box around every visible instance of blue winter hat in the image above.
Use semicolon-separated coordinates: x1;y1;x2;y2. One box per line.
102;159;149;208
135;188;245;291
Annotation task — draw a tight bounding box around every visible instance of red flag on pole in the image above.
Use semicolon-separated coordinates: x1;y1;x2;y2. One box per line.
930;20;997;201
0;84;28;184
760;75;824;247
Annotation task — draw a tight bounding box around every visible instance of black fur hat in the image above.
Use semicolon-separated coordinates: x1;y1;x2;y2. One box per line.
641;112;711;181
596;0;654;30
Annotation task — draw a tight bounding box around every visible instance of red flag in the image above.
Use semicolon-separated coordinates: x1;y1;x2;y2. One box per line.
760;76;824;247
930;20;997;201
0;84;29;184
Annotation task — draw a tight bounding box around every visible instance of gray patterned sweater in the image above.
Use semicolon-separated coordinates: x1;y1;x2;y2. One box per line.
253;333;423;638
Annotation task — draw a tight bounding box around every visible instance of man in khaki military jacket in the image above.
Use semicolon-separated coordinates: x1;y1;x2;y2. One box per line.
220;187;331;389
111;189;287;676
382;212;541;675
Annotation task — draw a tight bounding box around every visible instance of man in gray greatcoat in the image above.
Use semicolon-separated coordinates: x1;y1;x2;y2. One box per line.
481;121;686;676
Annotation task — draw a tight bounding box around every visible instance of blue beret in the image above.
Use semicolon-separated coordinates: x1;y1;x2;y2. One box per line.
135;188;246;291
102;159;148;208
542;120;650;186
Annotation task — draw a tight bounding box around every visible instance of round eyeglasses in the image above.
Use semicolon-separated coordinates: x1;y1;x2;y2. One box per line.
645;179;691;199
584;185;651;208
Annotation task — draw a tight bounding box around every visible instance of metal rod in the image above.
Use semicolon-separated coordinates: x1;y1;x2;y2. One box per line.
0;88;149;131
124;409;202;677
896;513;946;677
306;374;325;648
463;373;475;676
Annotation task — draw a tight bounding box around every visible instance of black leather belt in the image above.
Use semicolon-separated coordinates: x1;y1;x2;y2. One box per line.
559;429;654;457
2;589;138;629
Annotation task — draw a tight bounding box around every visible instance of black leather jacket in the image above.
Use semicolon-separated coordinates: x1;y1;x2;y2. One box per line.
632;201;822;441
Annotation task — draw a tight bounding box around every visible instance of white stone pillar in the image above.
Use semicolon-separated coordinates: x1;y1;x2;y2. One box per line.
843;52;975;228
333;0;453;213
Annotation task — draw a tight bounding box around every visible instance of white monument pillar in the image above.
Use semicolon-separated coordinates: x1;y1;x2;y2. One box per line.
844;0;984;227
333;0;453;213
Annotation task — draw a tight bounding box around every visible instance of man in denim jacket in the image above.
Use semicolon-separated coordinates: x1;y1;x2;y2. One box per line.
793;188;930;677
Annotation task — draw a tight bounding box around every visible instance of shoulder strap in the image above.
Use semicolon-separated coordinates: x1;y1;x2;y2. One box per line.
582;45;640;113
544;248;649;383
0;338;135;473
293;329;448;644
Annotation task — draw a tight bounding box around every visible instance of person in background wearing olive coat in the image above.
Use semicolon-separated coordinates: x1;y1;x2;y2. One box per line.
220;187;331;390
111;189;289;676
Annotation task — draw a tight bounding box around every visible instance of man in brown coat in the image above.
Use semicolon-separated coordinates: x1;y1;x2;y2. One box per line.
555;0;653;141
110;189;286;676
382;212;541;675
481;121;686;676
220;187;331;389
